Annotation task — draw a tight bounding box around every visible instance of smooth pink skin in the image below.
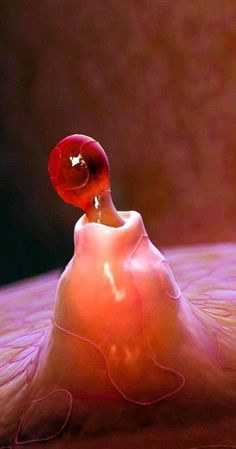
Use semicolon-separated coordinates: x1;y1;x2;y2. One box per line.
50;211;184;405
27;213;236;421
2;128;236;447
1;214;236;447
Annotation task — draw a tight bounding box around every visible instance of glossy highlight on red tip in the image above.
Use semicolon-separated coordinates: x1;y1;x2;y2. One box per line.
48;134;110;210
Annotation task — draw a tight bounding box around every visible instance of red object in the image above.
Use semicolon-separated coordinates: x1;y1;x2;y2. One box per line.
48;134;110;210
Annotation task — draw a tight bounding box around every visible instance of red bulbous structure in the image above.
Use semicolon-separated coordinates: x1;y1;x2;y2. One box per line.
48;134;110;210
1;134;236;449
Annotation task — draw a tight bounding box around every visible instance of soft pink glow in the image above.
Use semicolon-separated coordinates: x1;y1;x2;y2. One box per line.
0;243;236;449
1;131;236;447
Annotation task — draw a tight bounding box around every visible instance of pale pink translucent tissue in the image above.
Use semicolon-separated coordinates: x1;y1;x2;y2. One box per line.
0;211;236;448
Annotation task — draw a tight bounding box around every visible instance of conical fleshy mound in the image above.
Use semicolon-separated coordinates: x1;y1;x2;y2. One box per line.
1;133;236;448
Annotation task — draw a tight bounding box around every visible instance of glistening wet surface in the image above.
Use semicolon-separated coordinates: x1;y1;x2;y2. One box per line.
1;243;236;449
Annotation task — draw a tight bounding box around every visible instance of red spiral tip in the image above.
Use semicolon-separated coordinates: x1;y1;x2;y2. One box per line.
48;134;110;210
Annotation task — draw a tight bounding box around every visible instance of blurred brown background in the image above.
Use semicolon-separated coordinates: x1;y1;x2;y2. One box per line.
1;0;236;285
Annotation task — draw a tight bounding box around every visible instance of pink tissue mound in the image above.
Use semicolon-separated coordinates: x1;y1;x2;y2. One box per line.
0;135;236;448
1;232;236;449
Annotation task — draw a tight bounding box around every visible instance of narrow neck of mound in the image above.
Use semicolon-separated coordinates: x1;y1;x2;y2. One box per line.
74;210;148;259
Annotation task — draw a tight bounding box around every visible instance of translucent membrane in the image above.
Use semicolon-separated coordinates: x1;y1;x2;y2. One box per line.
16;390;72;444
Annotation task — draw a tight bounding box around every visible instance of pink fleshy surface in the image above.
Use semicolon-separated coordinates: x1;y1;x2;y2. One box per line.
0;242;236;448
